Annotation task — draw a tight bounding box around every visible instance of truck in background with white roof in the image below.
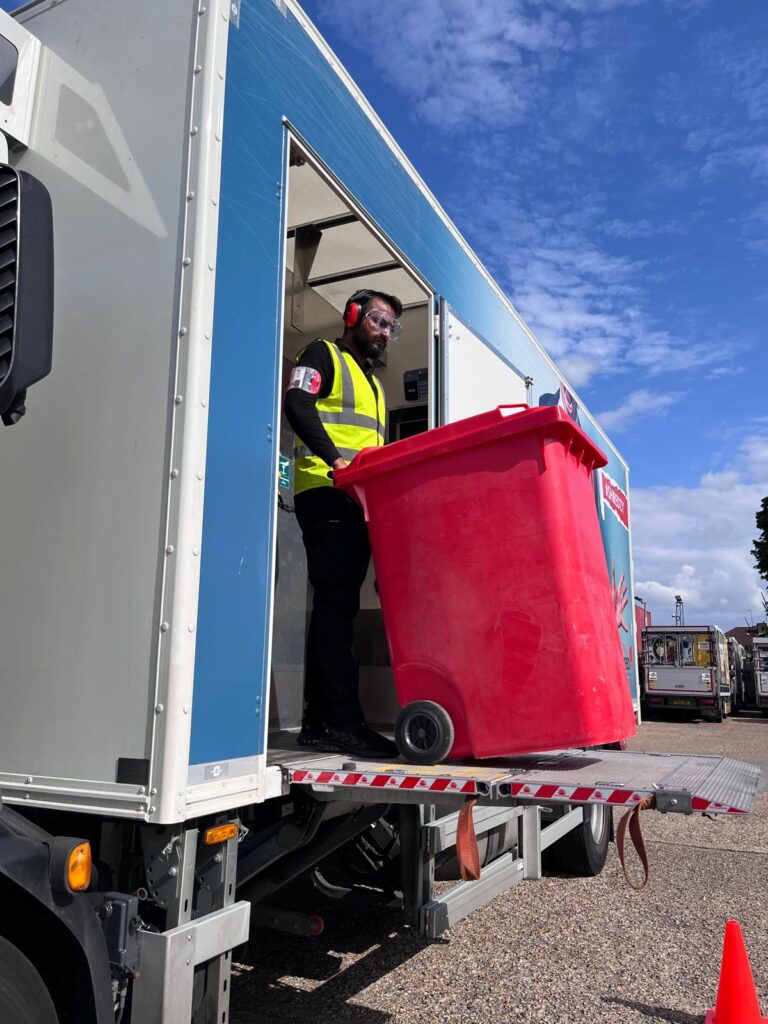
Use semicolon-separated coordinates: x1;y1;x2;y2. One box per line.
642;625;733;721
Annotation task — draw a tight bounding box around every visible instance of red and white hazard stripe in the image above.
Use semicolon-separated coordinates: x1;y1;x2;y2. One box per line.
289;770;747;813
290;768;477;795
508;782;646;805
508;782;746;814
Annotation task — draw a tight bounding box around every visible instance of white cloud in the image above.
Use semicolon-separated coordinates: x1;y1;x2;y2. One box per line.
315;0;577;131
314;0;760;394
596;389;683;431
699;32;768;123
701;143;768;183
632;434;768;630
450;184;727;387
602;218;687;239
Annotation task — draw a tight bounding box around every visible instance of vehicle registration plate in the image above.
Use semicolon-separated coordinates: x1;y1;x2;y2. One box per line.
670;698;693;706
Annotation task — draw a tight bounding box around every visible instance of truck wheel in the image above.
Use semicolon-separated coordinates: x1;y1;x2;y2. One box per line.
395;701;454;764
0;935;58;1024
544;804;610;877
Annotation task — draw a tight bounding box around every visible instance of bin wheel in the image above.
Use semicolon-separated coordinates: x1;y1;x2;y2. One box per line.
395;701;455;764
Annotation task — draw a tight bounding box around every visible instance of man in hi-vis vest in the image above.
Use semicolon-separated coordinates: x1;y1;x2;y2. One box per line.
284;289;403;758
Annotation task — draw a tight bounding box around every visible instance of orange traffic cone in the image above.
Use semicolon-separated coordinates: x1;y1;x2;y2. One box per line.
705;920;767;1024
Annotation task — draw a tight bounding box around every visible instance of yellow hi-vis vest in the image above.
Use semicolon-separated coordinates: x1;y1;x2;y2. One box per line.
293;339;386;494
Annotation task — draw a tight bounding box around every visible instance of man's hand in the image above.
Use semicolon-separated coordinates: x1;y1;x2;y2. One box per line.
331;458;348;472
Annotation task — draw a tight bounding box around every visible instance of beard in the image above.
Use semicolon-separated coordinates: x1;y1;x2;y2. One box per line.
365;337;385;359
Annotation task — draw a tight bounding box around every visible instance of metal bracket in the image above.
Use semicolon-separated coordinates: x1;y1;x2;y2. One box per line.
131;902;250;1024
420;852;524;939
420;805;520;854
653;788;692;814
142;826;198;918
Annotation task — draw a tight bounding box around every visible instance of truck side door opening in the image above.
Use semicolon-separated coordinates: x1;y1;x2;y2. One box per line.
268;140;433;746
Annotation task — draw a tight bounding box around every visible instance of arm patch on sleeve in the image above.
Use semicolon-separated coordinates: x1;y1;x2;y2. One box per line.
288;366;322;395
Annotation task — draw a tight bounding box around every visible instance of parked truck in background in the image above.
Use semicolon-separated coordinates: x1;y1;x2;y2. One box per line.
727;636;757;714
642;625;733;721
753;636;768;715
0;3;759;1023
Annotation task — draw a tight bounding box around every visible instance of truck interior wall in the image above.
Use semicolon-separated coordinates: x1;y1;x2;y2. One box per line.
0;0;196;785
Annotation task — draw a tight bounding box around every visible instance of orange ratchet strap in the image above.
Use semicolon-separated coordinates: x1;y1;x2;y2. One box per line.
616;794;654;891
456;797;481;881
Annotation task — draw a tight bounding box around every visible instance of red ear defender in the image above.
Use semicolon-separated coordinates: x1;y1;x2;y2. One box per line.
344;302;361;329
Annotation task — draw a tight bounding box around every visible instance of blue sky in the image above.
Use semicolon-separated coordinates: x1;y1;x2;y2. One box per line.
299;0;768;631
1;0;765;630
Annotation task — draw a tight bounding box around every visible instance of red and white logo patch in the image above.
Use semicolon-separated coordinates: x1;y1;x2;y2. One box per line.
288;366;322;395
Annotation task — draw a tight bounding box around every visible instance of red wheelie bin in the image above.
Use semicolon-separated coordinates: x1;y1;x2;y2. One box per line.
335;405;636;764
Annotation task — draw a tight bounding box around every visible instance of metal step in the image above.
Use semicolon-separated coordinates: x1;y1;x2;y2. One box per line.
281;748;761;815
420;851;524;939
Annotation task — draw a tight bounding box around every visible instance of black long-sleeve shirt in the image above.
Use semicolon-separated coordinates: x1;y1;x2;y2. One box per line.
284;339;379;466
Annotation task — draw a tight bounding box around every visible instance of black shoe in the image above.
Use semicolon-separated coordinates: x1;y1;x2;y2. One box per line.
296;723;324;747
316;723;399;759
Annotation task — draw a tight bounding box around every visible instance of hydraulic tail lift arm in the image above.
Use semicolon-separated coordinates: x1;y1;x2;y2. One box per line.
281;748;760;938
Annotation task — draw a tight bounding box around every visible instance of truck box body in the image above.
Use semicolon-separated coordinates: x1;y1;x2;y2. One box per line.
0;0;638;824
0;7;762;1021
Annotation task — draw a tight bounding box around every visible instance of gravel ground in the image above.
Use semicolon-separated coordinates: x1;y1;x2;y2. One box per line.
230;714;767;1024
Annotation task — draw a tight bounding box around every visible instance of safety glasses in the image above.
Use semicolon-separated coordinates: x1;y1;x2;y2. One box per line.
363;309;403;341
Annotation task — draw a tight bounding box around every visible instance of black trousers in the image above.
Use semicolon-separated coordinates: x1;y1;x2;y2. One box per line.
295;486;371;729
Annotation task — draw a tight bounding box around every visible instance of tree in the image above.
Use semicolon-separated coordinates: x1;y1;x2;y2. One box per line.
753;497;768;584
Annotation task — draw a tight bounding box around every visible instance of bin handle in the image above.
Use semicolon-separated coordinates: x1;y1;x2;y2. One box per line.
496;404;530;417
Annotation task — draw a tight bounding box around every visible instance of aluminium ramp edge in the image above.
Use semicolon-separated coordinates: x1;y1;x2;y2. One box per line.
283;749;761;815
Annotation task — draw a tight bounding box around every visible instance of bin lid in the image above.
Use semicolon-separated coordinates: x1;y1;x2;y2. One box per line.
336;404;608;488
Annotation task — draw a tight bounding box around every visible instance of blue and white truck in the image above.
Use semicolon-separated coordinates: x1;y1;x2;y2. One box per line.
0;2;758;1022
